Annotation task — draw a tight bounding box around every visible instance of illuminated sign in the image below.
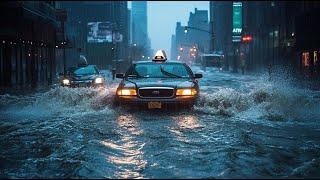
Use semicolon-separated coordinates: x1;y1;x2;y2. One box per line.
87;22;123;43
232;2;242;42
232;35;242;42
153;50;167;61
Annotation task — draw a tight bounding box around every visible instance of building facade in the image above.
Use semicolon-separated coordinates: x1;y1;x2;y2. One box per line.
0;1;58;88
187;8;210;55
56;1;129;71
210;1;320;78
131;1;151;58
210;1;232;70
171;8;210;64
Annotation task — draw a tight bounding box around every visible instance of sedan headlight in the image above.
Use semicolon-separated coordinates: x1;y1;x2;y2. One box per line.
62;79;70;85
176;88;197;96
94;77;104;84
117;88;137;96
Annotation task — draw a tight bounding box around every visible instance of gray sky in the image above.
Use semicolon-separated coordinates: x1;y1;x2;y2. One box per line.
128;1;209;58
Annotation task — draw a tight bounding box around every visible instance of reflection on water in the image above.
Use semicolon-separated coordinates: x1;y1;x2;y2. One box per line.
173;115;203;130
169;115;203;144
101;114;146;179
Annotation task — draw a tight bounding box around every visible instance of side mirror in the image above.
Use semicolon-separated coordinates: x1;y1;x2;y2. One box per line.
116;73;125;79
194;73;203;79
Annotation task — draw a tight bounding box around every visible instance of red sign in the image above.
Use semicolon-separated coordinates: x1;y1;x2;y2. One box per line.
242;35;252;42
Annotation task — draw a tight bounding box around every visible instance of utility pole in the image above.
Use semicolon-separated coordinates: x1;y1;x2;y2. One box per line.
62;21;66;75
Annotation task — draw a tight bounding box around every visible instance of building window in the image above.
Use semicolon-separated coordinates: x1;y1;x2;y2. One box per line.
314;51;318;65
302;52;309;67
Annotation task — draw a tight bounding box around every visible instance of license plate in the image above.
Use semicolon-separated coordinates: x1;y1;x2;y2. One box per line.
148;102;162;109
79;83;87;87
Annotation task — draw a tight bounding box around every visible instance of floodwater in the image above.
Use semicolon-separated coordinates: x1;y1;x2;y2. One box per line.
1;66;320;178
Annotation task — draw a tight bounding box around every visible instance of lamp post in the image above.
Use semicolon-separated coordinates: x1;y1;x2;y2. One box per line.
133;43;137;62
111;22;118;70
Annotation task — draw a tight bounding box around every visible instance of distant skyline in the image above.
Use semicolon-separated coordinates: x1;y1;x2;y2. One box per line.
128;1;209;58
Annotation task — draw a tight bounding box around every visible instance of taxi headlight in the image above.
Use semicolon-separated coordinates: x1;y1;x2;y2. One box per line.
94;77;104;84
117;88;137;96
62;79;70;85
176;88;197;96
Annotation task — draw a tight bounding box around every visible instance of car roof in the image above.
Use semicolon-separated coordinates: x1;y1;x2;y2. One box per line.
133;60;185;65
68;65;97;70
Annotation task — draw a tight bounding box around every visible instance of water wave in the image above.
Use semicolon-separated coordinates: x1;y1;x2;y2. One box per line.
0;86;117;119
194;78;320;122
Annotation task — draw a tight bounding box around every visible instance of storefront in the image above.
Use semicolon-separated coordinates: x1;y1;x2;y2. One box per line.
0;2;57;88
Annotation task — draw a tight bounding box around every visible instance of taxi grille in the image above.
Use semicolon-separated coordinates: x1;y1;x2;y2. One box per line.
138;88;174;98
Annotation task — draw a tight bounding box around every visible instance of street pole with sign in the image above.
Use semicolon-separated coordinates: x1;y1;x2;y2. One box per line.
232;2;243;73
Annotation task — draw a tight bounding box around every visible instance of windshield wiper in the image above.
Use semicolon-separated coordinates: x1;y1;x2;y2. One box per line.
127;74;147;78
160;66;182;78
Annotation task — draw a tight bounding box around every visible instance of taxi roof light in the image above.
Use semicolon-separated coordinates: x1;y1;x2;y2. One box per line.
152;50;167;62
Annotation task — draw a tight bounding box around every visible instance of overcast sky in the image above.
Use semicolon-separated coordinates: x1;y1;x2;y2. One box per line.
128;1;209;58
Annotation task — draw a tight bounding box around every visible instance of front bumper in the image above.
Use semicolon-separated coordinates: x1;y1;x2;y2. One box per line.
61;82;104;88
116;95;197;106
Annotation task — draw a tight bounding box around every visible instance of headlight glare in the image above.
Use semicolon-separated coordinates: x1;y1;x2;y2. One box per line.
176;88;197;96
117;89;137;96
94;77;104;84
62;79;70;85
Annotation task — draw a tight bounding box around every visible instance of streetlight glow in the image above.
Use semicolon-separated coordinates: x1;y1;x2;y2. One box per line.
184;27;188;34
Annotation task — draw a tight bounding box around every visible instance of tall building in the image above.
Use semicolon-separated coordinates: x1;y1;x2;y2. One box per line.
210;1;320;78
170;35;176;60
128;9;131;45
0;1;58;88
131;1;151;57
210;1;232;70
171;8;210;64
187;8;210;54
57;1;129;70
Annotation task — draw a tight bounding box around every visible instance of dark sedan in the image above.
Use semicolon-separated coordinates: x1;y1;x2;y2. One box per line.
115;51;202;109
60;65;105;88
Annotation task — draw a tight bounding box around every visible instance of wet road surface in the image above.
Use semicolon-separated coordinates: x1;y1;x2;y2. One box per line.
1;66;320;178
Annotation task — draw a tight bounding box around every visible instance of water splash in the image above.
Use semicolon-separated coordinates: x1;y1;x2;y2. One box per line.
0;86;117;119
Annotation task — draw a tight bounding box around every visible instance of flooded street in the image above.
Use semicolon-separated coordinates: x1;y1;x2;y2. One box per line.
1;66;320;178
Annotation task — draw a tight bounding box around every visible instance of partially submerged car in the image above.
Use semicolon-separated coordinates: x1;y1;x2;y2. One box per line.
60;57;105;88
115;50;202;109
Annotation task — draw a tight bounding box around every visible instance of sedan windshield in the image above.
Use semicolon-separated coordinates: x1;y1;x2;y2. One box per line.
126;63;191;78
69;66;99;76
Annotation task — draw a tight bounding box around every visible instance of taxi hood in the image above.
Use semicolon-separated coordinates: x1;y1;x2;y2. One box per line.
124;78;195;89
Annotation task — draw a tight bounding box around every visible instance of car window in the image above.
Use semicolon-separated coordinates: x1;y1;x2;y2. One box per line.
126;63;191;78
71;66;98;75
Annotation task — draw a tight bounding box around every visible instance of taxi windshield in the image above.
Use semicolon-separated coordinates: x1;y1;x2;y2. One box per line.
69;66;99;76
126;63;191;78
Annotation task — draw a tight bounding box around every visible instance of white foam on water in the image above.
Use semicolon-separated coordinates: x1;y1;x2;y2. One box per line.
0;86;118;119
